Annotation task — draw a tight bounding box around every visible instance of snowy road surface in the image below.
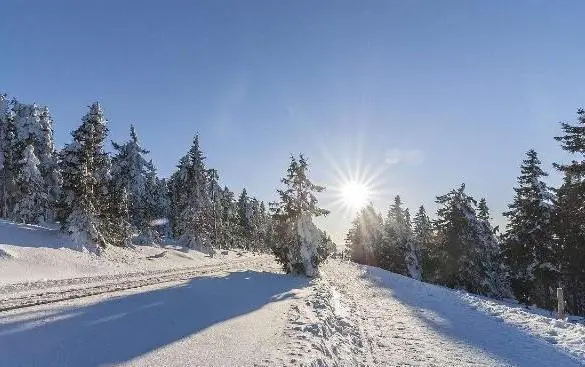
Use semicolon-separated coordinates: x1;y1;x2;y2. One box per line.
1;259;584;366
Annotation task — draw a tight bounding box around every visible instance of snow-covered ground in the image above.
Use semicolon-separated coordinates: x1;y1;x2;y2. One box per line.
0;220;261;286
1;220;584;366
269;261;585;366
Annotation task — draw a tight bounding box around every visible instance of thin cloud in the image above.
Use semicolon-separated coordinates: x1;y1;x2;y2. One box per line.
385;148;425;166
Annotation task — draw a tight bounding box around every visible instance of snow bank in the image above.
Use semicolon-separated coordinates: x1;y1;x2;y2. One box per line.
0;220;258;285
364;263;585;364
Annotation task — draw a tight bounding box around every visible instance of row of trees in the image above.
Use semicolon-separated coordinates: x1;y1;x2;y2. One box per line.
346;108;585;316
0;94;275;253
346;188;507;298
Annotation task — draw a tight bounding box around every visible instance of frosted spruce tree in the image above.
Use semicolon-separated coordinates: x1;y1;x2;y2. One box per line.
432;184;507;297
413;205;434;280
111;125;168;242
553;108;585;315
219;186;238;249
236;188;253;249
12;144;47;223
375;196;421;279
58;103;128;248
168;136;213;251
502;149;556;308
271;154;331;277
345;203;384;266
0;98;60;223
0;94;15;219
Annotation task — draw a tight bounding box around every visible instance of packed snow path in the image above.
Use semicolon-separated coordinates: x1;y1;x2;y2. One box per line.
0;266;306;367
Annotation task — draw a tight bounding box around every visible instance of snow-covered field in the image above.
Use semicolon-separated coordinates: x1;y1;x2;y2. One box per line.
1;220;585;366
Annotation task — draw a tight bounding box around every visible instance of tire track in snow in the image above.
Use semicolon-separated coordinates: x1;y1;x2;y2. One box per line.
0;258;270;312
0;257;258;295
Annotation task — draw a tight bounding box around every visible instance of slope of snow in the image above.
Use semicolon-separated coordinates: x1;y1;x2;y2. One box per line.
364;262;585;365
268;260;584;366
0;220;261;286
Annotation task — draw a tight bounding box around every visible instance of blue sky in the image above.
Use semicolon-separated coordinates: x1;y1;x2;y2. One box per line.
2;1;585;244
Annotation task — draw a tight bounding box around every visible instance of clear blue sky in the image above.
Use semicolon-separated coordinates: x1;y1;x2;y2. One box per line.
2;1;585;244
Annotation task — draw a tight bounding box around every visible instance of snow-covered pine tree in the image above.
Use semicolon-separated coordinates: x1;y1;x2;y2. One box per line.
37;106;61;222
111;125;151;231
169;136;213;251
12;144;47;224
413;205;434;280
376;196;421;279
169;155;190;237
215;186;235;249
144;164;171;239
0;94;15;219
502;149;556;309
0;98;60;223
553;108;585;315
271;154;331;276
433;184;507;297
345;203;384;266
236;188;253;249
206;168;223;248
256;201;273;252
57;103;123;248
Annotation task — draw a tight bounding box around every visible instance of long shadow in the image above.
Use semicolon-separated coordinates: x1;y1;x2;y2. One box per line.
0;270;309;367
363;267;582;367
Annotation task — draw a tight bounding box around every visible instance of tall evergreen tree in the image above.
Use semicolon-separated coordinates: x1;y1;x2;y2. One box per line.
237;188;252;249
169;136;212;251
57;103;127;248
111;125;169;242
503;150;556;308
0;95;16;218
377;196;421;279
271;154;331;276
553;109;585;315
432;184;507;297
346;203;383;266
12;144;47;223
413;205;434;280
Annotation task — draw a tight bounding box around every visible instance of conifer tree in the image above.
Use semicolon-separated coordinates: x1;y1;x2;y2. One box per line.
502;150;556;308
271;154;330;276
376;196;421;279
553;109;585;315
413;205;434;280
12;144;47;223
432;184;507;297
0;95;15;218
111;125;151;230
169;136;212;251
57;103;125;248
237;188;253;249
345;203;383;266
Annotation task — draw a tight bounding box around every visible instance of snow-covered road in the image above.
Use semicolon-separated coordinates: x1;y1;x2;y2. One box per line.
0;267;309;366
1;259;584;366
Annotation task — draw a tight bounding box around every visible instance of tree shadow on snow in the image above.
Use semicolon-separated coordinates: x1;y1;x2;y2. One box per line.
362;268;582;367
0;270;309;367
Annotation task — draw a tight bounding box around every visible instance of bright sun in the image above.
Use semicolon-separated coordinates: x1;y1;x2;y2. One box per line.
341;181;370;210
